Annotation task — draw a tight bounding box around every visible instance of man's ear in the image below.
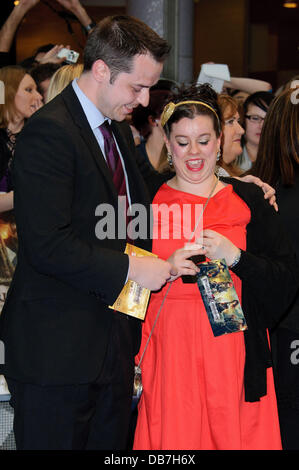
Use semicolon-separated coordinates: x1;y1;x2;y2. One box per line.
92;59;110;83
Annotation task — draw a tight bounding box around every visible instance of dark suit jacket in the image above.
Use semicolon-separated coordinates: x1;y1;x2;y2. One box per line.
0;83;153;385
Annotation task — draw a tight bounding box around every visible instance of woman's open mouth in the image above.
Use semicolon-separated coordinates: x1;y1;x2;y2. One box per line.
185;159;204;172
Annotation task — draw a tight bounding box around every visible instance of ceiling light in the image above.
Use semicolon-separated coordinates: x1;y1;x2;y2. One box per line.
283;2;298;7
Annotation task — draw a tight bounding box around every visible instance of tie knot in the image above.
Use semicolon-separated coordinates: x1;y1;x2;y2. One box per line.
100;120;112;138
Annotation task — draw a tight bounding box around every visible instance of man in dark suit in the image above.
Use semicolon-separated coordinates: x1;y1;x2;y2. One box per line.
0;15;176;450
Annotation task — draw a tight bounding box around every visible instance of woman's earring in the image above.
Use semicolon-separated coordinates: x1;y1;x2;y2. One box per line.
167;152;173;167
216;149;221;161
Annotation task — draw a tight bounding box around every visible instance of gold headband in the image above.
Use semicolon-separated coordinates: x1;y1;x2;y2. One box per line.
161;100;220;128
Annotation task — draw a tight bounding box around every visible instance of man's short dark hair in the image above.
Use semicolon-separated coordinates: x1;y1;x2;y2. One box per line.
83;15;171;83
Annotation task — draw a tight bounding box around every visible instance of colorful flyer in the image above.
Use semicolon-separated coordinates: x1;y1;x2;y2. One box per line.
197;259;247;337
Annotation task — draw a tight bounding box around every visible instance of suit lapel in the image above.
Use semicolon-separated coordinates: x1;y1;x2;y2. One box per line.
61;84;118;200
61;84;150;210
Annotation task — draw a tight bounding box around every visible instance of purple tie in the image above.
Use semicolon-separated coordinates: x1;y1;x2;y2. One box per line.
99;121;127;197
99;121;133;242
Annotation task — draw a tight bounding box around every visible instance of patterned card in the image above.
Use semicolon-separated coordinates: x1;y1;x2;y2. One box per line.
197;259;247;337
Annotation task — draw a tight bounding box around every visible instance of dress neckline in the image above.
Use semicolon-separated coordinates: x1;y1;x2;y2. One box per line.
163;181;232;200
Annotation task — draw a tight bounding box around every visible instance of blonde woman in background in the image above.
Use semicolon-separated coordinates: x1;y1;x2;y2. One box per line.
46;63;84;102
0;65;42;211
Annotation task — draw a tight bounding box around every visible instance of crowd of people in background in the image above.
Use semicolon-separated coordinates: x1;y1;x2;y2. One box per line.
0;0;299;452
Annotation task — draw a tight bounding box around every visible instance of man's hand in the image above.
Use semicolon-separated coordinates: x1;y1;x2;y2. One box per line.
128;255;177;291
167;247;201;281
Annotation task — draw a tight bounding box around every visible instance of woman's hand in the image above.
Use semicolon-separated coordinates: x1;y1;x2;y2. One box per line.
201;230;240;266
238;174;278;212
37;45;70;65
167;247;202;281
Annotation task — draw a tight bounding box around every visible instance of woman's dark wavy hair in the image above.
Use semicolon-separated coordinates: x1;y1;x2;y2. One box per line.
251;86;299;186
243;90;275;116
83;15;170;83
162;83;222;139
241;91;274;148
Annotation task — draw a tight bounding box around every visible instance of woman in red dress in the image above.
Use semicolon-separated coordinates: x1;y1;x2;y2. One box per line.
133;84;298;450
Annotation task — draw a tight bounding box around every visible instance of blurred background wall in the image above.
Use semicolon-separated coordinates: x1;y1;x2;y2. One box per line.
1;0;298;91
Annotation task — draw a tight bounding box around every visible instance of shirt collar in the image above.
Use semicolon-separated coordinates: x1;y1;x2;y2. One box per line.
72;78;111;130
